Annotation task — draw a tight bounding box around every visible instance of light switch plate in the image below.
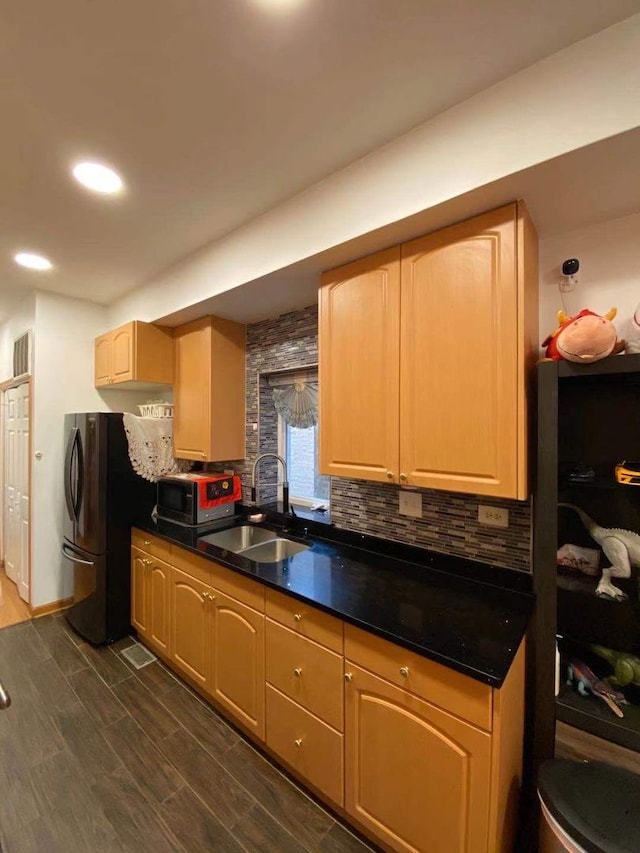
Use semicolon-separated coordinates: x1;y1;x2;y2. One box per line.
399;491;422;518
478;504;509;528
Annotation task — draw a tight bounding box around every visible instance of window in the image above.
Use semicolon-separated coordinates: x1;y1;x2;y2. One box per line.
277;417;330;510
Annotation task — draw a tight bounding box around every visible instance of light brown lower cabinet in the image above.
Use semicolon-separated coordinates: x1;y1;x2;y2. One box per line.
212;590;265;739
131;532;525;853
131;547;170;655
345;663;491;853
169;564;214;690
266;684;344;807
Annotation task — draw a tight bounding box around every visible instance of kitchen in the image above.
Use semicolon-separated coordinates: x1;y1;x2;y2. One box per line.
1;3;640;852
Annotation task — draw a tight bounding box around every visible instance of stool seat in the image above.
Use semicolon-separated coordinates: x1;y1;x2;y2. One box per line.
539;759;640;853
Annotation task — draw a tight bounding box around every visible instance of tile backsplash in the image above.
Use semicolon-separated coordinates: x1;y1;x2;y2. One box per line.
209;303;532;573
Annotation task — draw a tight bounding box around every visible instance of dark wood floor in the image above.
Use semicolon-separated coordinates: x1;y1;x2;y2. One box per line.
0;615;375;853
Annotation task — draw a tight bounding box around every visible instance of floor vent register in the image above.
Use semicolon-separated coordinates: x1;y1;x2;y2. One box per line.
121;643;157;669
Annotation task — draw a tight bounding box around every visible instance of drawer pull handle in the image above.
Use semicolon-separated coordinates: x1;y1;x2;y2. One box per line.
294;667;302;678
294;738;303;748
400;666;409;678
294;613;302;623
143;540;151;546
344;672;353;683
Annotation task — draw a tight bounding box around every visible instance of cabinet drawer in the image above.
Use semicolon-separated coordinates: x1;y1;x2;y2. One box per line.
131;528;172;563
266;619;343;731
170;547;212;586
266;685;343;807
210;560;264;612
266;588;343;653
344;624;492;731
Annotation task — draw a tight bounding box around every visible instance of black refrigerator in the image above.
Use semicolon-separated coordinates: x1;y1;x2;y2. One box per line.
63;412;156;644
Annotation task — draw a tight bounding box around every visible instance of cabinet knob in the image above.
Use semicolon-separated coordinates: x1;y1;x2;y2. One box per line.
143;540;151;546
294;738;303;748
294;667;302;678
201;591;214;602
294;613;302;623
386;471;394;480
400;666;409;678
142;558;152;566
344;672;353;683
399;473;407;482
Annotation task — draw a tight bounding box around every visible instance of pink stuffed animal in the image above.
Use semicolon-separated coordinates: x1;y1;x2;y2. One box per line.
542;308;624;362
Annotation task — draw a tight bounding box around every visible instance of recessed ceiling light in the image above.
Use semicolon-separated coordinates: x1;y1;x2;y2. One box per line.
13;252;53;271
253;0;306;10
72;161;124;194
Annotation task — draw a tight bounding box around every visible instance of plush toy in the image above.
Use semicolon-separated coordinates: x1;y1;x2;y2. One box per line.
542;307;624;362
624;300;640;354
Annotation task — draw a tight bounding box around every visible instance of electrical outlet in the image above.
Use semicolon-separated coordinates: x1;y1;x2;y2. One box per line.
399;491;422;518
478;505;509;528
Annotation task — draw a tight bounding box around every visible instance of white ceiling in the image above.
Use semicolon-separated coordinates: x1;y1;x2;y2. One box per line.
2;0;640;322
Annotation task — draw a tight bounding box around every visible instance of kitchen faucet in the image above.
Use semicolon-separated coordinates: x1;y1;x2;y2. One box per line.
251;453;291;516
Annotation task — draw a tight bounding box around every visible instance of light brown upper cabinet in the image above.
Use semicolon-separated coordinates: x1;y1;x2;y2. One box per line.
173;315;246;462
319;202;538;499
94;320;173;388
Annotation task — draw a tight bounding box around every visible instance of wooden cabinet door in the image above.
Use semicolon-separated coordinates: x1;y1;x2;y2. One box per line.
111;323;135;383
345;664;492;853
131;548;149;637
173;317;212;461
399;205;518;497
319;248;401;483
169;565;213;689
94;333;112;387
212;590;265;739
148;559;170;653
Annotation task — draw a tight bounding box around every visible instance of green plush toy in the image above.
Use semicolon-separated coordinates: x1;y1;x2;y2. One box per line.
591;644;640;687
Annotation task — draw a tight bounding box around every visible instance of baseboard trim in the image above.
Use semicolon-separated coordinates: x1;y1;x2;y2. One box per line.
30;597;73;618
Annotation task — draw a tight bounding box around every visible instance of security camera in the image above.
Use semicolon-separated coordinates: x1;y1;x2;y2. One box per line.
559;258;579;292
562;258;580;277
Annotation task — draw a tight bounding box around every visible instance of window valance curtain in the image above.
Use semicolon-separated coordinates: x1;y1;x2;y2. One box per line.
268;367;318;430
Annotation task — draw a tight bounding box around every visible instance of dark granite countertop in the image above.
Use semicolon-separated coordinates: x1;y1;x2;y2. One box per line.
134;512;532;688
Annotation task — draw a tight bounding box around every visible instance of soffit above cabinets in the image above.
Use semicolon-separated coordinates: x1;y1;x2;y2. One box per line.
159;125;640;327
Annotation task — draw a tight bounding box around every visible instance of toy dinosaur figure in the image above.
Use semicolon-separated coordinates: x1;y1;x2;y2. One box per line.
590;644;640;687
567;658;627;718
559;503;640;600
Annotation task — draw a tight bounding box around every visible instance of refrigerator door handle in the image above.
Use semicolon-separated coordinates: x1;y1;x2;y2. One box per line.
74;427;84;521
64;427;78;522
61;544;95;566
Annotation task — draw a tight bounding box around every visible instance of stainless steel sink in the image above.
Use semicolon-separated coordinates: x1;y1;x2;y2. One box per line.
238;538;309;562
199;525;309;562
199;525;277;551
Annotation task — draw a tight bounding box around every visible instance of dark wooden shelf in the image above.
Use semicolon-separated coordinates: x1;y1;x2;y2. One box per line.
557;684;640;753
557;352;640;379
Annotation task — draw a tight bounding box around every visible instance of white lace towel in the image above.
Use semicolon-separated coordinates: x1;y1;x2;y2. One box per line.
123;414;192;482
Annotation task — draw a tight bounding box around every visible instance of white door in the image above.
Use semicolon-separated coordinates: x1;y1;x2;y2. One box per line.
3;383;30;602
